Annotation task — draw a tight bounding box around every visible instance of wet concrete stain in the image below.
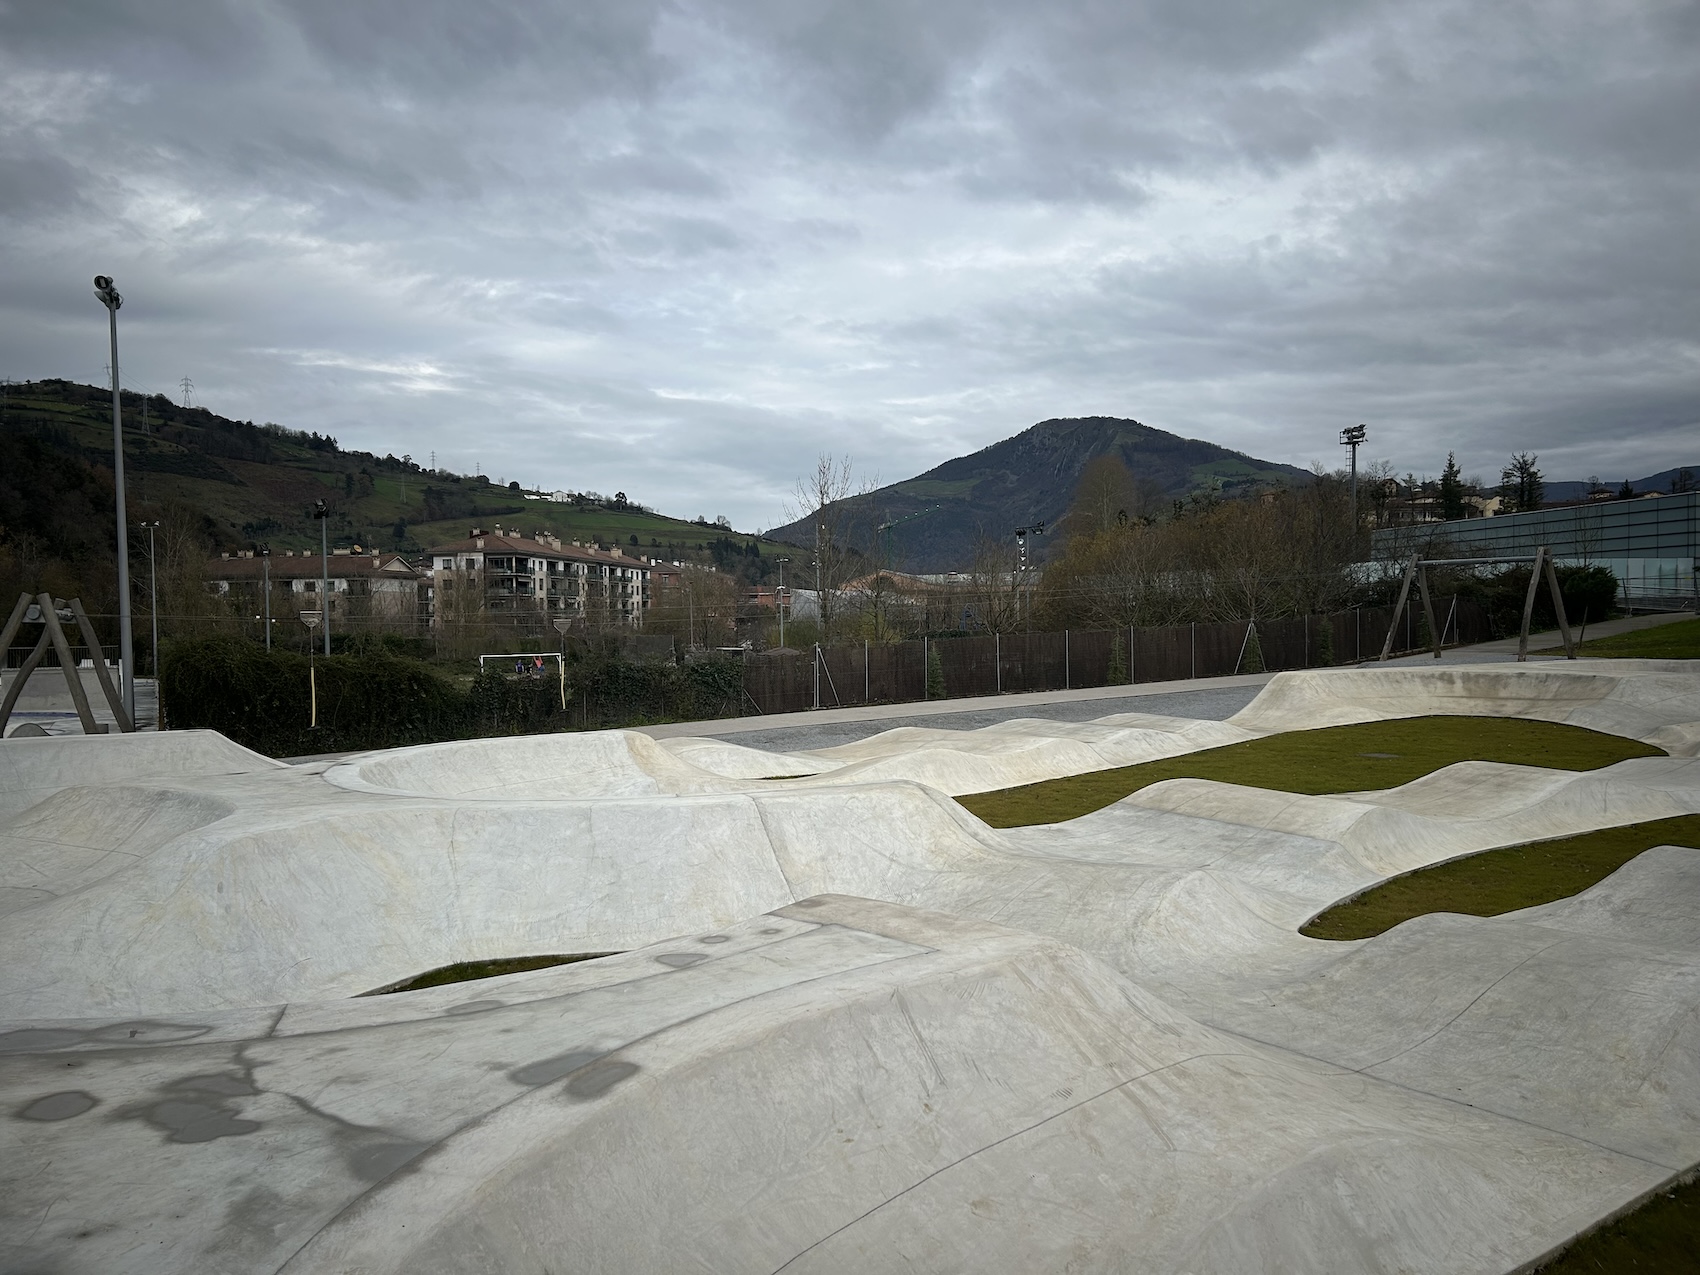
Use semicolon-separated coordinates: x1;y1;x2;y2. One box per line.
18;1090;97;1121
699;934;731;944
566;1060;639;1099
444;999;505;1016
349;1141;430;1181
509;1049;640;1099
655;952;708;968
511;1050;604;1086
144;1099;261;1143
0;1021;212;1053
126;1072;261;1144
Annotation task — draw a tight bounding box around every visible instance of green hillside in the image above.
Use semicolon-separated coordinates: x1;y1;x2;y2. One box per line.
0;379;797;609
768;416;1313;572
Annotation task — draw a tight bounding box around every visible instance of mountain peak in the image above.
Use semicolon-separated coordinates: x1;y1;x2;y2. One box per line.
771;416;1311;571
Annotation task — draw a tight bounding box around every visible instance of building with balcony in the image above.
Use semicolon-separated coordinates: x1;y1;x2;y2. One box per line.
427;527;652;628
206;549;430;630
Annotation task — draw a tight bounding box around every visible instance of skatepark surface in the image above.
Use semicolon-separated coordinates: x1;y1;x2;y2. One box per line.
4;658;1700;1272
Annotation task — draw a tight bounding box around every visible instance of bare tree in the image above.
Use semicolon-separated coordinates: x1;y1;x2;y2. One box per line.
942;534;1022;634
646;565;739;649
786;454;871;645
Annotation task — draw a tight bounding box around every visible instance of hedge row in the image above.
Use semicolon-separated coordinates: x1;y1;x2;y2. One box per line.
160;637;744;757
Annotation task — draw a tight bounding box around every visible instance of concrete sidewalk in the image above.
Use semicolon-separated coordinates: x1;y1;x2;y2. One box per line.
1;670;158;737
634;673;1276;751
1377;608;1691;666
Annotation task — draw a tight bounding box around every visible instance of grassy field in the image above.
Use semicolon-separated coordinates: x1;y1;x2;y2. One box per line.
1533;1176;1700;1273
955;716;1664;828
1301;814;1700;940
1539;616;1700;659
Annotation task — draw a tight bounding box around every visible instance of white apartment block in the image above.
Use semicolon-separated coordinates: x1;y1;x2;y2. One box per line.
428;527;652;627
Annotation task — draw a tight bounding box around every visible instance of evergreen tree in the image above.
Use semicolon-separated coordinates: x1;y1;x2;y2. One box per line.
1439;453;1466;520
1108;632;1129;684
926;643;946;699
1238;623;1264;674
1499;453;1544;513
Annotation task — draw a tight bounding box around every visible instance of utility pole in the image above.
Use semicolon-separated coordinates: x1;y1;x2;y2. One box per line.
314;498;331;656
260;544;272;650
94;276;136;723
775;557;789;649
1340;424;1367;529
140;521;160;685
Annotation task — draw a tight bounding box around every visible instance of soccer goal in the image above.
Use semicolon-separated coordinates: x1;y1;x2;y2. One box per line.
477;652;567;709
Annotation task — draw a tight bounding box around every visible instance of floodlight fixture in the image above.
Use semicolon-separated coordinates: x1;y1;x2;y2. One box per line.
94;274;134;721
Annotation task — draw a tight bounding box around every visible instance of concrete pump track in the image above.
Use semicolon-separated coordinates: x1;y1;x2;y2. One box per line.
4;659;1700;1273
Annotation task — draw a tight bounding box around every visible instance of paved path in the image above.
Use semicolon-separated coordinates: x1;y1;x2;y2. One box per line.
1377;608;1690;666
1;673;158;737
636;674;1275;752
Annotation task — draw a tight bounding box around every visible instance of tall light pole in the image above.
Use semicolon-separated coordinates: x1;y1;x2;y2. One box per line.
1340;423;1367;529
775;557;789;649
1014;523;1045;632
94;276;136;722
314;499;330;656
139;521;159;686
260;543;272;650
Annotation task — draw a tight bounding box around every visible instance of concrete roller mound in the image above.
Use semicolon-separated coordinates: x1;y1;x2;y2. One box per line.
0;900;1671;1275
4;659;1700;1272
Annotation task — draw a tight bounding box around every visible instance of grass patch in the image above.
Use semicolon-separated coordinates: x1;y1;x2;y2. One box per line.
1302;815;1700;940
1538;616;1700;660
956;716;1664;828
368;952;618;995
1535;1175;1700;1273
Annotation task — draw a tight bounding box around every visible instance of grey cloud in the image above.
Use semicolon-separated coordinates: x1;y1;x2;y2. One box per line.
0;0;1694;533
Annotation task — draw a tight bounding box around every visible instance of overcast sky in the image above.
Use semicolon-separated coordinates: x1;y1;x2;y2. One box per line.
3;0;1696;530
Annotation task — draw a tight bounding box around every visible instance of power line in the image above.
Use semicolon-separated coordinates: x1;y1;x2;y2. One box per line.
179;376;194;408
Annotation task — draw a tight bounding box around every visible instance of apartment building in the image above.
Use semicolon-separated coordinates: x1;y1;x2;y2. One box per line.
206;549;430;628
428;526;652;627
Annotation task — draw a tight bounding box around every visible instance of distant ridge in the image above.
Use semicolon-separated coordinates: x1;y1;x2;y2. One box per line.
770;416;1313;572
1543;468;1697;502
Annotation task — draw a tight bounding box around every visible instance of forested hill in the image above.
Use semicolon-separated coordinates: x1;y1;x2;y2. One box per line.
769;416;1315;573
0;379;794;609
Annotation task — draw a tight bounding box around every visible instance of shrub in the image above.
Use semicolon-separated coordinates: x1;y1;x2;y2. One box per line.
926;644;946;699
1239;624;1264;674
1108;633;1129;684
160;637;464;756
1313;617;1335;667
161;638;747;756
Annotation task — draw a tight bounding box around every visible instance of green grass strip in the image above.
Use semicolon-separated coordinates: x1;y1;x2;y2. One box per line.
956;716;1664;828
369;952;617;995
1533;1173;1700;1273
1538;615;1700;660
1301;814;1700;941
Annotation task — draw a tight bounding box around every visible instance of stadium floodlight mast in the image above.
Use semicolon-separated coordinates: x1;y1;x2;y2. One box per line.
1013;522;1045;570
1013;522;1045;632
93;275;136;722
1340;423;1367;528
